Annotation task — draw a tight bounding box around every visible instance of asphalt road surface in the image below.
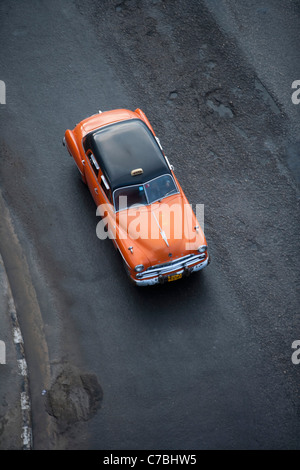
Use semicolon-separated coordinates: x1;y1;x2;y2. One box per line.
0;0;299;450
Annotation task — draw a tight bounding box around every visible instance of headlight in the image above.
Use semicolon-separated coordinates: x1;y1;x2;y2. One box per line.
198;245;207;253
134;264;145;273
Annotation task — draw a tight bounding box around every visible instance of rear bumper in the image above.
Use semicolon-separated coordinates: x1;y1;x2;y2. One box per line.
133;254;210;286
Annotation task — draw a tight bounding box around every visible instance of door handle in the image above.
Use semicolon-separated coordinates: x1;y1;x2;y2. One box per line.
94;188;99;194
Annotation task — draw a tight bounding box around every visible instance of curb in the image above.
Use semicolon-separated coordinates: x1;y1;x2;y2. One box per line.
0;253;33;450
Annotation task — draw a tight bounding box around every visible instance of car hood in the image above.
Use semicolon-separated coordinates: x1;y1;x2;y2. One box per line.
116;194;206;268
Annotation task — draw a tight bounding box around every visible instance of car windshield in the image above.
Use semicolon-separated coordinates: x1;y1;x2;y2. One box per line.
114;174;178;211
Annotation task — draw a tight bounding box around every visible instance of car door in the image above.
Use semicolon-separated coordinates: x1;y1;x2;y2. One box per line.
97;170;117;240
84;149;116;239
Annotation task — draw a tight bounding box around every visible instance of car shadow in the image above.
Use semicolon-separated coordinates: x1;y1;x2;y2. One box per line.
126;267;211;322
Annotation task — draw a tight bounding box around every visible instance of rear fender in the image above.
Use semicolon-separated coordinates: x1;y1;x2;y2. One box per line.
134;108;156;136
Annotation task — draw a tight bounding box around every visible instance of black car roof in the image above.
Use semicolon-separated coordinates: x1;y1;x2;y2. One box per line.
83;119;170;191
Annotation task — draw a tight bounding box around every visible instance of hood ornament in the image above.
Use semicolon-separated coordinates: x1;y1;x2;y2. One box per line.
152;213;169;247
160;230;169;247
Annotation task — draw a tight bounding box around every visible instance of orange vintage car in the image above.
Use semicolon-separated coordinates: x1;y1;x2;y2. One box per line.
63;108;210;285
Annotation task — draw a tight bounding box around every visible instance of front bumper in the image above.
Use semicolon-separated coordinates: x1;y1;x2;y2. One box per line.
132;253;210;286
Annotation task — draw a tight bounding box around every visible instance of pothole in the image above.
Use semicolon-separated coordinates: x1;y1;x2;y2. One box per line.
169;90;178;100
45;364;103;431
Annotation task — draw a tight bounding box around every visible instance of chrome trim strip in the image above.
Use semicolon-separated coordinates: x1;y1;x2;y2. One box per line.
152;212;169;247
136;253;207;279
134;256;209;286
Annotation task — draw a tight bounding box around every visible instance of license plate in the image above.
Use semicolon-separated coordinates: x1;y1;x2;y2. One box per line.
168;273;182;282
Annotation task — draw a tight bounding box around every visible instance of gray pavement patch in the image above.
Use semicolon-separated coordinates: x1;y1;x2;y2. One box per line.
45;364;103;432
